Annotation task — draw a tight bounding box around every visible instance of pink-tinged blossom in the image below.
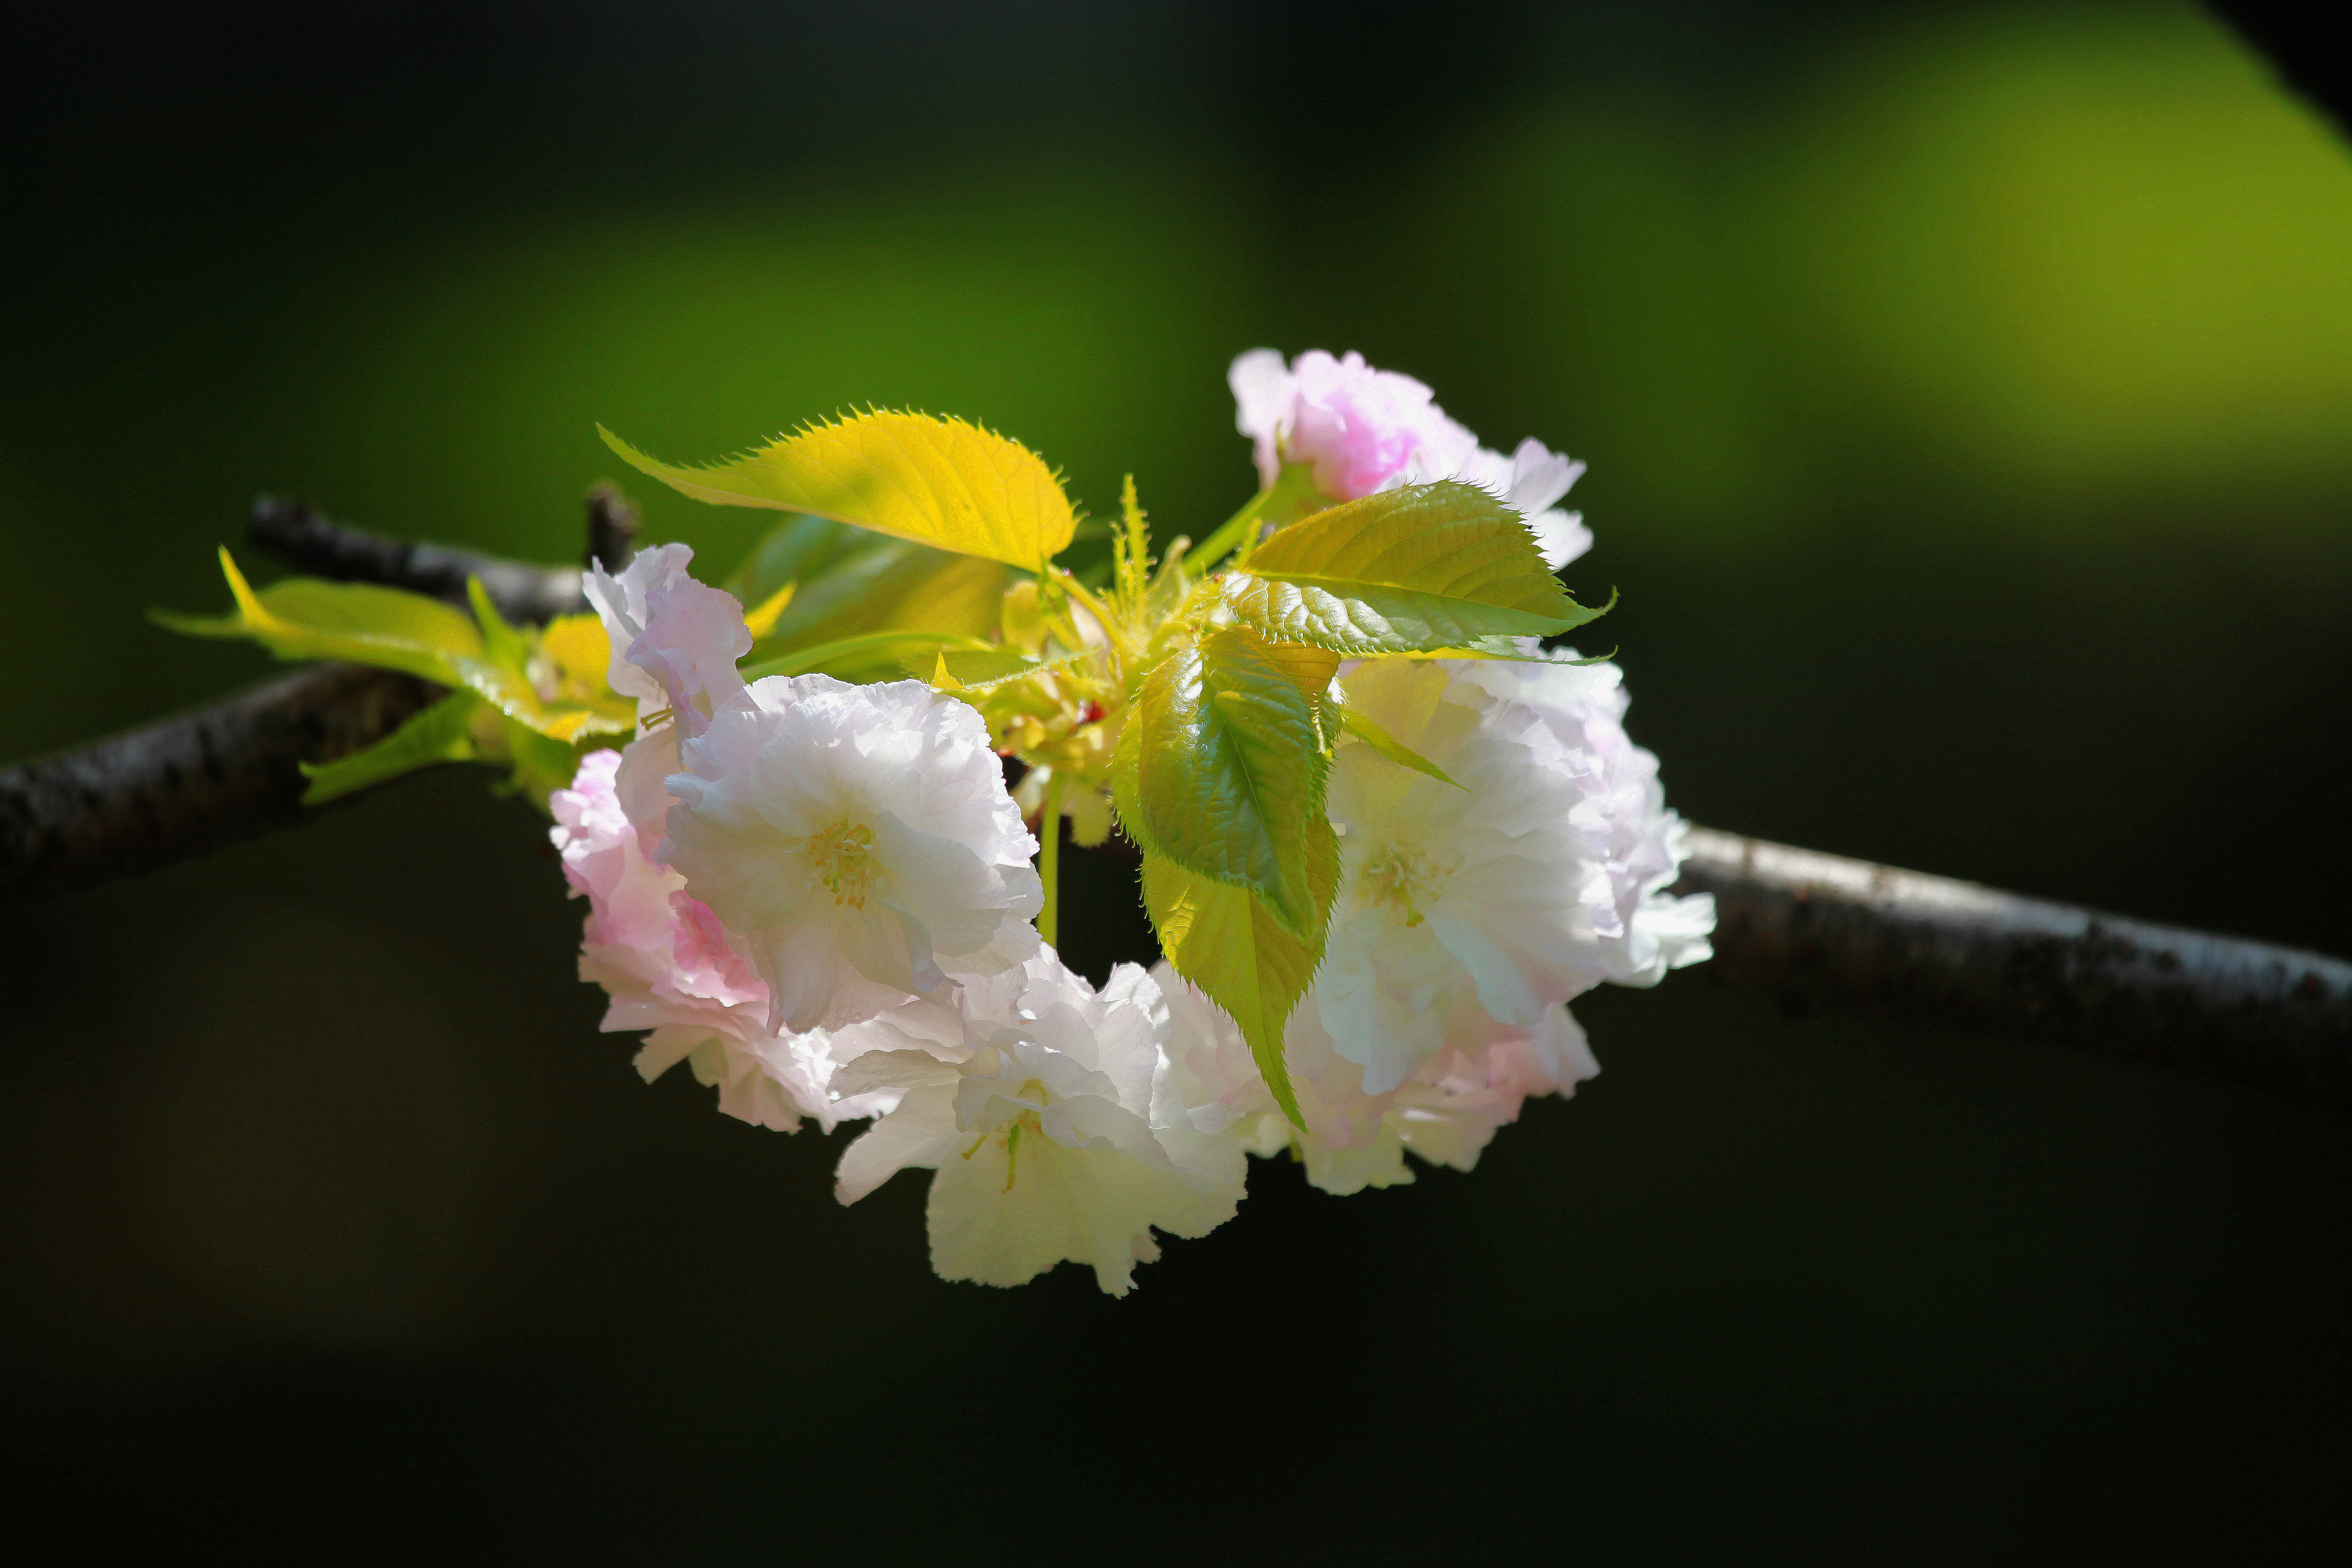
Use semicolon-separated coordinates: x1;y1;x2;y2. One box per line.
583;543;750;740
662;674;1042;1032
550;750;765;1038
581;543;752;858
551;748;792;1127
552;747;915;1132
1155;963;1600;1197
835;954;1245;1296
1228;348;1470;500
1444;651;1715;986
1228;348;1592;568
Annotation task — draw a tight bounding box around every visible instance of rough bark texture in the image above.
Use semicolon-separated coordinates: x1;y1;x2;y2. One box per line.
250;497;586;622
0;664;436;903
1675;827;2352;1106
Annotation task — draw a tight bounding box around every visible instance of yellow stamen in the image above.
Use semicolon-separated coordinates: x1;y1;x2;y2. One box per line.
785;819;878;907
1359;844;1442;928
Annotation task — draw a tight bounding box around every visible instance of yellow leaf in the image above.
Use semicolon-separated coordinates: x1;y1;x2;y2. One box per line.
601;409;1076;571
740;580;797;640
539;613;612;691
887;552;1008;639
1336;705;1466;790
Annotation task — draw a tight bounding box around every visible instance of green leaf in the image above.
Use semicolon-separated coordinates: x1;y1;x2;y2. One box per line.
740;629;993;682
725;512;1010;682
1108;705;1167;861
1251;641;1343;755
1142;833;1338;1130
725;511;851;606
498;718;587;805
156;548;487;683
740;580;797;640
158;552;635;743
1220;480;1607;654
1377;638;1603;663
601;410;1076;571
1127;627;1331;940
922;645;1046;687
1253;640;1342;705
1336;704;1466;789
466;576;533;672
298;691;482;805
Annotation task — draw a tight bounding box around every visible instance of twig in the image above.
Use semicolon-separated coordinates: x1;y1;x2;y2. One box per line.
250;496;588;622
584;482;640;574
1673;827;2352;1107
0;663;436;903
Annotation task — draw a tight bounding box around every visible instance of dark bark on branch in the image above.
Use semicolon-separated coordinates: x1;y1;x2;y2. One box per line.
0;664;435;903
583;482;640;575
1674;827;2352;1107
250;496;587;622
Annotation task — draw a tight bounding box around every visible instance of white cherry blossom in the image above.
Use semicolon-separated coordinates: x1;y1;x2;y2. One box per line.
662;674;1042;1032
1444;650;1715;986
536;370;1709;1295
1317;656;1611;1094
835;953;1245;1295
1157;963;1598;1197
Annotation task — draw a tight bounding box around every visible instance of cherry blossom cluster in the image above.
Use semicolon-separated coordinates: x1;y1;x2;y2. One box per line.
548;351;1712;1294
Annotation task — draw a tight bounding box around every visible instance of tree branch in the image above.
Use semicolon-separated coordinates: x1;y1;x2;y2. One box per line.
249;496;589;621
0;663;436;902
1674;827;2352;1107
583;482;641;575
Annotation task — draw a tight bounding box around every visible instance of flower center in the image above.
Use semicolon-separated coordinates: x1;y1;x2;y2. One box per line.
962;1079;1049;1193
792;819;878;908
1359;844;1442;928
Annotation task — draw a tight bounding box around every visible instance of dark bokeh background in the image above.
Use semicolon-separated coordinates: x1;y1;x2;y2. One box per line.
7;1;2350;1559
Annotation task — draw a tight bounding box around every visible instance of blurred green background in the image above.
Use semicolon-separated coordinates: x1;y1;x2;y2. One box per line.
5;1;2349;1558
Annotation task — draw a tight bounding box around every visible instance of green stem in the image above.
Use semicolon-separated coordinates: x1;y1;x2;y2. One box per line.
1037;770;1068;951
1051;569;1125;660
1191;463;1330;574
1189;487;1272;575
739;629;992;682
